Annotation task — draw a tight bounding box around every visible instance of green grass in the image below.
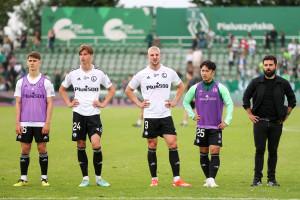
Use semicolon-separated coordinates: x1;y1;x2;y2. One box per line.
0;106;299;199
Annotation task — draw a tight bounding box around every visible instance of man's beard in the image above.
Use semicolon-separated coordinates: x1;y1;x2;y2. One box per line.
264;69;276;77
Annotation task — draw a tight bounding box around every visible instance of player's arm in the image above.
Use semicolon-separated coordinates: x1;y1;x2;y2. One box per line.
218;83;234;129
42;97;53;134
15;97;22;135
242;79;259;123
166;81;185;108
125;85;149;108
183;84;198;120
59;85;78;108
93;85;116;108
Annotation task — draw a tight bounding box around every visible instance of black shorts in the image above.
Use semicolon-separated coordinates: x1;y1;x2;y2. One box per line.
16;126;49;143
72;112;103;141
143;116;176;138
194;128;222;147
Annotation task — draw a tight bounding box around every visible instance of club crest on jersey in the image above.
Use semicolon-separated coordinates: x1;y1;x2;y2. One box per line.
91;76;97;82
162;73;167;78
37;83;43;88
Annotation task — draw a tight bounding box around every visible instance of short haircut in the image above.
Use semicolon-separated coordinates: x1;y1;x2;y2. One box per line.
27;51;41;60
263;55;277;65
79;44;93;55
200;60;216;71
148;46;161;54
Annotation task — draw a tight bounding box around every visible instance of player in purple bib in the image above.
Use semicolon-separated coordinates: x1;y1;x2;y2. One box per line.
14;51;54;187
183;60;234;187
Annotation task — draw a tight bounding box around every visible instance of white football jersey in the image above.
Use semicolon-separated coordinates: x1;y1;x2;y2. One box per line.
62;65;112;116
128;64;182;118
14;73;55;127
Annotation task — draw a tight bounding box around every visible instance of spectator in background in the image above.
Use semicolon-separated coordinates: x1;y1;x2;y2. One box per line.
0;35;3;46
180;61;196;127
237;54;246;82
20;31;27;49
185;50;193;63
197;27;207;50
192;36;199;50
2;36;12;55
151;36;162;49
54;70;61;91
287;40;297;57
279;31;285;52
145;31;154;48
48;29;55;53
216;27;226;44
33;31;41;50
264;30;271;53
247;36;256;57
208;28;215;49
270;27;278;53
0;77;6;91
228;47;234;72
231;36;239;59
120;78;128;92
192;49;202;76
239;36;248;57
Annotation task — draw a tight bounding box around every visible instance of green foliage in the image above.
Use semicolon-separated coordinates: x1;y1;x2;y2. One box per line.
46;0;119;7
0;106;299;198
190;0;300;6
0;0;23;30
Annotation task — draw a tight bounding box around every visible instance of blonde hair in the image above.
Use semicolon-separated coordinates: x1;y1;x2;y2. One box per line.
147;46;161;54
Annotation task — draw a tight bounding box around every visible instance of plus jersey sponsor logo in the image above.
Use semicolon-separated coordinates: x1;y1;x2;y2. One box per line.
146;82;169;90
25;92;45;99
74;85;99;92
199;95;217;102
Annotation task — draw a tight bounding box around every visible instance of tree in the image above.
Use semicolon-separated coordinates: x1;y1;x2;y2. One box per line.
0;0;23;31
46;0;119;7
190;0;300;6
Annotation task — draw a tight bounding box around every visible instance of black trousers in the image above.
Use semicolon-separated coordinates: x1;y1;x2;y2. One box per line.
253;120;283;180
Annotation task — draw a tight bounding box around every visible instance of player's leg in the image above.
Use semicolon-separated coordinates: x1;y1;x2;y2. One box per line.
143;118;159;186
147;138;158;186
207;145;220;187
195;128;210;186
72;112;89;187
206;129;222;187
162;116;191;187
266;123;282;186
77;140;89;186
14;126;33;186
37;142;49;186
35;126;50;186
133;108;143;127
88;114;109;186
164;134;191;187
251;122;268;186
14;142;31;186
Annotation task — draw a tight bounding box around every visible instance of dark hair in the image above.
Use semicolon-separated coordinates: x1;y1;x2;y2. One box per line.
79;44;93;55
200;60;216;71
263;55;277;65
27;51;41;60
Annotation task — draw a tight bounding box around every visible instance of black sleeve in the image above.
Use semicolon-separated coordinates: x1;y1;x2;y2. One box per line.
242;78;256;109
284;81;296;108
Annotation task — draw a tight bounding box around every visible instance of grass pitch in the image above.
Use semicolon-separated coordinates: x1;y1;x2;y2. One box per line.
0;106;299;199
